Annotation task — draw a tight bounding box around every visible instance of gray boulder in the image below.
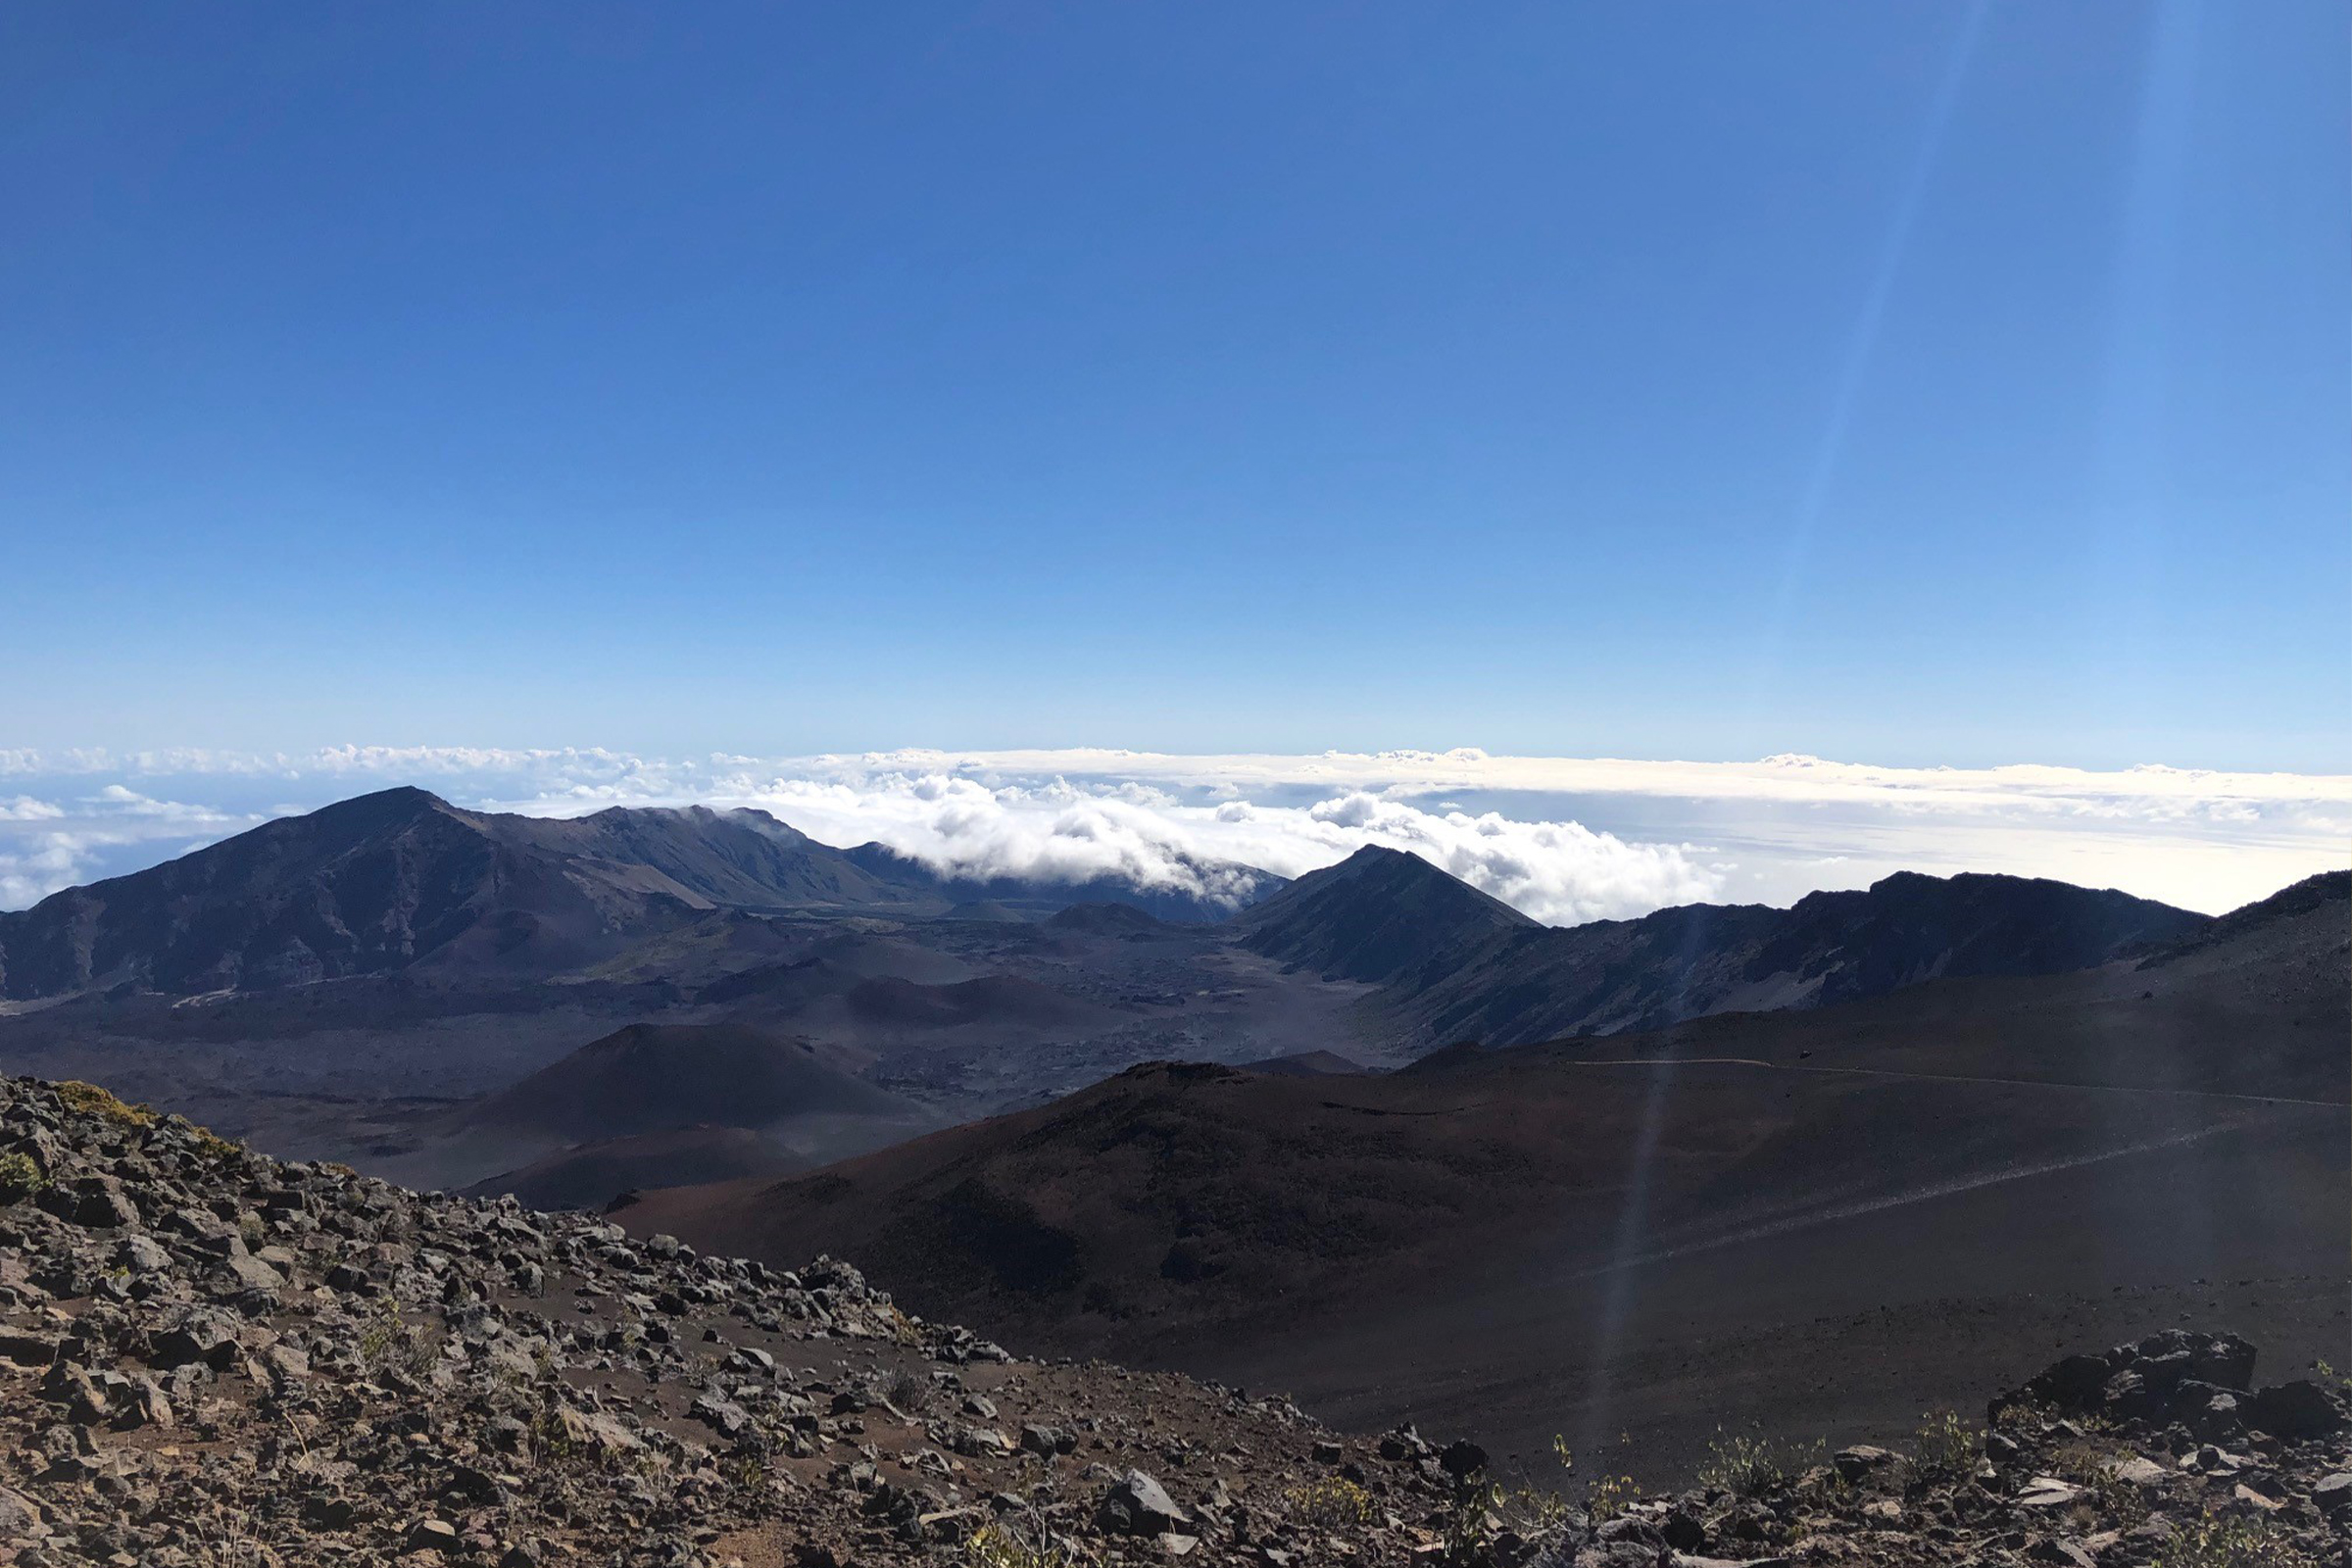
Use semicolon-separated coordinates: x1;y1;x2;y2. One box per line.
2242;1381;2345;1441
1097;1469;1189;1536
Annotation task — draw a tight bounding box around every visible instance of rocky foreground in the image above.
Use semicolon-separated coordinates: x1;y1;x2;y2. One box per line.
0;1074;2345;1568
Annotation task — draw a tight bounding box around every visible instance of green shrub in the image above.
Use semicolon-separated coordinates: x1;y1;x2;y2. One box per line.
1443;1439;1582;1565
1443;1481;1503;1566
2155;1514;2318;1568
57;1080;158;1128
1694;1427;1817;1497
1585;1472;1640;1521
0;1150;46;1197
189;1124;241;1160
877;1365;932;1412
356;1298;438;1378
1286;1476;1377;1528
726;1451;767;1494
1912;1409;1979;1477
964;1523;1077;1568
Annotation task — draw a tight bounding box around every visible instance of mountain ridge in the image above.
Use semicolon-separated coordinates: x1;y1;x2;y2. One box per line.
0;789;1285;1000
1364;865;2211;1047
0;785;681;999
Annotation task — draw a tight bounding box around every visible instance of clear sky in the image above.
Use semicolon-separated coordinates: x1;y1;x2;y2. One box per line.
3;2;2344;770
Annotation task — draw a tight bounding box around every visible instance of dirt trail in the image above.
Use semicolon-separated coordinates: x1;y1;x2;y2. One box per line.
1545;1053;2349;1109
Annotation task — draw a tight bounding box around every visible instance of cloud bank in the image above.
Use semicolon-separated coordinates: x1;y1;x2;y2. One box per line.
0;746;2343;921
695;773;1718;922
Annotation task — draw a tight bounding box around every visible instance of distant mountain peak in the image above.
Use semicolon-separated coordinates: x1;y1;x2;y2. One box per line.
351;784;447;806
1254;843;1533;921
1323;843;1468;879
0;790;947;1000
315;783;457;823
1238;842;1534;986
0;788;1290;1000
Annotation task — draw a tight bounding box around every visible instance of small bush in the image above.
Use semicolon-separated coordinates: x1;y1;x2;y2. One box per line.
528;1406;581;1464
57;1080;158;1128
965;1523;1077;1568
1285;1476;1377;1528
1444;1449;1580;1568
2154;1514;2318;1568
2082;1466;2153;1530
1586;1472;1639;1522
357;1298;438;1378
1912;1409;1979;1477
1443;1481;1503;1566
2022;1430;2152;1530
1695;1427;1816;1497
727;1451;767;1494
0;1150;45;1197
2047;1430;2126;1487
877;1366;932;1412
1991;1399;2043;1431
189;1124;241;1160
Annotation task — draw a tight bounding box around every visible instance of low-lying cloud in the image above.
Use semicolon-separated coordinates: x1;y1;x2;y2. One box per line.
0;746;2344;920
706;772;1719;922
0;832;102;910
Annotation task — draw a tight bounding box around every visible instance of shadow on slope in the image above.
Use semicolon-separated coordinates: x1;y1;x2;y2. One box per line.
384;1021;941;1194
624;871;2347;1476
463;1124;807;1211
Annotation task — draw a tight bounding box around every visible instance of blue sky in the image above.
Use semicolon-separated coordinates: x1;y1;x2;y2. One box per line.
3;2;2344;770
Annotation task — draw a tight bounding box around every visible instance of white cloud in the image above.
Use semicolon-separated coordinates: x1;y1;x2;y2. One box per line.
0;745;2344;917
83;786;239;825
682;773;1717;922
1296;792;1715;922
0;788;271;910
0;832;105;908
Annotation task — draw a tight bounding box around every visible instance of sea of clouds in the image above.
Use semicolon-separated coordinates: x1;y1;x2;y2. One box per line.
1;745;2345;922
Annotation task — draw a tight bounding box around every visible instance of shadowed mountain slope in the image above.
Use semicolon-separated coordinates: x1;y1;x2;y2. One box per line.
0;787;708;999
1046;901;1178;936
692;933;981;1010
463;1021;915;1144
462;1124;808;1212
1237;1049;1365;1076
626;871;2343;1474
2138;868;2348;966
1373;867;2212;1047
0;788;1289;1001
495;803;942;912
0;789;940;1000
1237;845;1538;986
